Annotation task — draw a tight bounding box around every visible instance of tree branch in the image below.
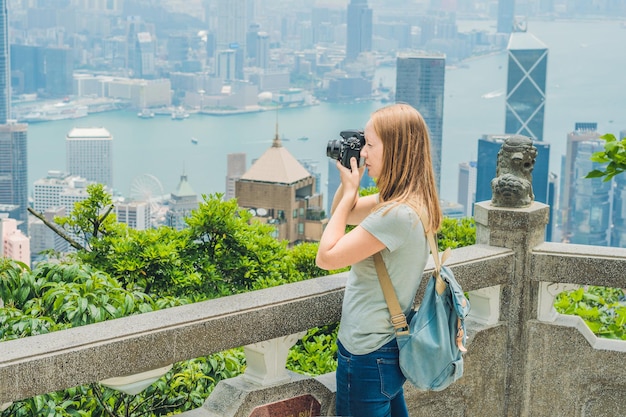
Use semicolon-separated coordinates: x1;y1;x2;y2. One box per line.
27;207;85;251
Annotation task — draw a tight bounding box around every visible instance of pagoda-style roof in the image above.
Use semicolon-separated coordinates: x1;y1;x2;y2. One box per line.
173;174;196;197
240;127;311;184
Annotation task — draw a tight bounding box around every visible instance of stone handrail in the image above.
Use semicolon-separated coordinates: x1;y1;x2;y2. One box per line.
0;244;513;405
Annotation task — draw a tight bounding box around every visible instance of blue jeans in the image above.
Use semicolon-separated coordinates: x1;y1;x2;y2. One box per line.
336;339;409;417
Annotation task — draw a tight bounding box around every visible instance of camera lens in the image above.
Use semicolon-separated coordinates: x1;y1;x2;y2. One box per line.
326;140;342;160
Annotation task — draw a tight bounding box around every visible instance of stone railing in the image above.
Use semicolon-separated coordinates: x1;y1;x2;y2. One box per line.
1;201;625;416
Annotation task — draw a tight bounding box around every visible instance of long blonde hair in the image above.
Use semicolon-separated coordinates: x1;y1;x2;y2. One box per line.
371;103;442;233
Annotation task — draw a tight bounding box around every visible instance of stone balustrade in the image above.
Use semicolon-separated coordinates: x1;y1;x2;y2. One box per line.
1;201;625;416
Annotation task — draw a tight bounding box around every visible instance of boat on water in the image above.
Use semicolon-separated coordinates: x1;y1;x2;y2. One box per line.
481;89;504;99
138;108;155;118
19;102;88;123
191;137;198;144
171;107;189;120
297;136;309;141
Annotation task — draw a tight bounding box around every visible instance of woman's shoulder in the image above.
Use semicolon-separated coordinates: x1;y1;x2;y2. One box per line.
370;202;422;229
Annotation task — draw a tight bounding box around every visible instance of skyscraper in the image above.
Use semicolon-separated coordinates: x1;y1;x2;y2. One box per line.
66;127;113;188
0;1;29;236
0;0;9;123
505;30;548;142
216;0;248;80
395;53;445;188
457;161;477;217
346;0;372;62
497;0;516;34
225;153;247;201
0;123;28;235
560;123;610;246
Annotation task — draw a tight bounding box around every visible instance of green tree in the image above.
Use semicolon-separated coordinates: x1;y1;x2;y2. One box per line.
54;183;122;251
184;194;299;294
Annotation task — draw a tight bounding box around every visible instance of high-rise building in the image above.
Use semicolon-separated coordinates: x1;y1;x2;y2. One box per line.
135;32;156;79
497;0;516;34
236;131;325;245
216;0;248;80
614;129;626;246
33;170;90;213
216;49;237;82
0;0;9;123
168;34;190;62
560;123;611;245
505;30;548;142
225;152;247;201
165;173;199;231
29;206;69;264
457;161;477;217
0;123;28;235
66;127;113;188
116;201;150;230
0;1;28;236
0;216;30;265
395;53;445;189
256;31;270;69
346;0;372;62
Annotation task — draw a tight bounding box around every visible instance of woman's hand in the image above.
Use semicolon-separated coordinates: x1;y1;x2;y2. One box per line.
317;157;385;270
337;157;362;203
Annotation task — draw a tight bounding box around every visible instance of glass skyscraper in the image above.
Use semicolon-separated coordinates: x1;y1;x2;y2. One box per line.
505;31;548;142
395;53;445;189
0;0;9;123
0;1;29;235
560;123;611;246
497;0;516;34
346;0;372;62
0;123;28;235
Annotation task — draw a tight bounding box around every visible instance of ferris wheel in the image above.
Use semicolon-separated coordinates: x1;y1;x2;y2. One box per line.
129;173;165;212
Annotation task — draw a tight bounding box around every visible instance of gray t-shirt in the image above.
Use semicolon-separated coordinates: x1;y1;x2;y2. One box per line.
337;203;428;355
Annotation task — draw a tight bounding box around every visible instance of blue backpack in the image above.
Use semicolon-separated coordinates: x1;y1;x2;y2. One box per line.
373;214;470;391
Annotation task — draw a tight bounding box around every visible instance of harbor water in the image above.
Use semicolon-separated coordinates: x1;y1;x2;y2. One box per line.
26;19;626;205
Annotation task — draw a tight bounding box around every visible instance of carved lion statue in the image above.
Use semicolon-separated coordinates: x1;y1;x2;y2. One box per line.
491;135;537;208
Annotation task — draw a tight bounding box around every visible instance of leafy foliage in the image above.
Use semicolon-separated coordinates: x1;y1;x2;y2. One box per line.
554;286;626;340
585;133;626;182
54;183;122;251
438;217;476;251
2;350;246;417
287;324;339;376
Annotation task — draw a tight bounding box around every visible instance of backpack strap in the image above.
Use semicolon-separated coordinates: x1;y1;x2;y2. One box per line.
373;207;449;336
416;209;450;295
373;252;409;336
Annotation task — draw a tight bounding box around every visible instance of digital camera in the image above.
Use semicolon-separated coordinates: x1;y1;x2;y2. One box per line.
326;130;365;169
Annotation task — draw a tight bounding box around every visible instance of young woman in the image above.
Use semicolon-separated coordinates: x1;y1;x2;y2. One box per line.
316;103;442;417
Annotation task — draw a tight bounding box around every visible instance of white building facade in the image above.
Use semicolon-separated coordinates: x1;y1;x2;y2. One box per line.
66;127;113;188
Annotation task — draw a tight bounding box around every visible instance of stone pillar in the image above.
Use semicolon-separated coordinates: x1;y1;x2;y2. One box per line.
473;201;549;417
197;333;335;417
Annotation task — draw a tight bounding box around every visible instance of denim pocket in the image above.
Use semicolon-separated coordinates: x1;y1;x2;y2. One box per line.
377;357;406;399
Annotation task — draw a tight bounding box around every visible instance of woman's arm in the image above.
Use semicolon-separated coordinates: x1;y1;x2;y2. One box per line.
330;165;379;225
317;159;386;270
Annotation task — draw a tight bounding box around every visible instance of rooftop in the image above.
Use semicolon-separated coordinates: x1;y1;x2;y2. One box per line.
240;130;311;184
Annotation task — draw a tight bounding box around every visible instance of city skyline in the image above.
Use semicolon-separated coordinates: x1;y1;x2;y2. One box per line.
1;0;625;259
